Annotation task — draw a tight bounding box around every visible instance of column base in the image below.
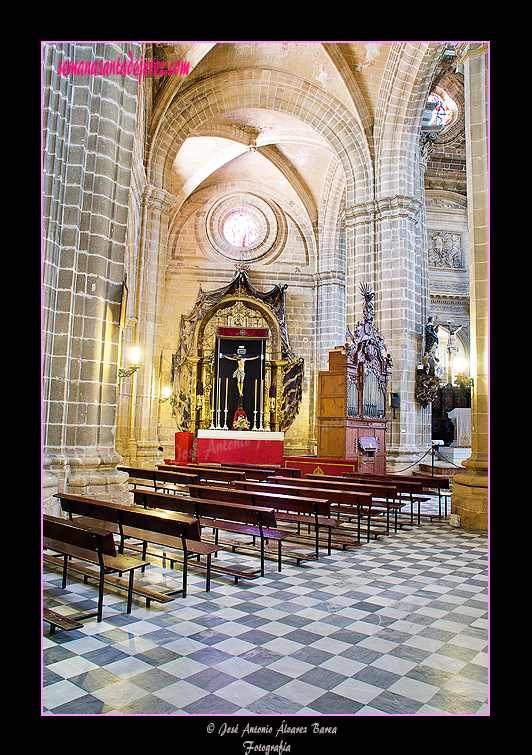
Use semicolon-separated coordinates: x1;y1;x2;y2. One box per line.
451;458;488;534
66;468;130;504
44;454;131;509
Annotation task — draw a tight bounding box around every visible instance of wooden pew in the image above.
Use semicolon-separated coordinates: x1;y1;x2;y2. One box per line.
217;463;302;479
55;493;222;595
117;465;200;493
348;472;452;520
340;472;432;525
266;475;403;535
158;464;246;486
43;515;150;621
273;467;302;478
227;483;341;555
188;483;355;554
43;607;84;636
133;489;301;577
238;479;387;544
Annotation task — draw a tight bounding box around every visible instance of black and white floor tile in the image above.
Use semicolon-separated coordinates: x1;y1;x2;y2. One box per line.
43;497;488;718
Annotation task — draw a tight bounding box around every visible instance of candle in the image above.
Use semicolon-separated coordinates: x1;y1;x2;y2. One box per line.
254;379;257;411
225;377;228;409
218;377;221;411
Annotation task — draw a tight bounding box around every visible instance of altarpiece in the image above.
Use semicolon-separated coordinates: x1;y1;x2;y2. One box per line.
170;269;304;438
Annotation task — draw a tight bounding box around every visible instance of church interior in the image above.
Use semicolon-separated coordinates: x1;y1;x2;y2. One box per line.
42;42;489;718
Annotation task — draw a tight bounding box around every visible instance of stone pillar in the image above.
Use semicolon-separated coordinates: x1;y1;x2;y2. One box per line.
345;193;431;472
42;42;141;508
130;185;174;465
451;44;489;532
315;270;346;367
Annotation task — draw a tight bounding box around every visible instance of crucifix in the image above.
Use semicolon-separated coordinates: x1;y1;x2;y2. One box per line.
222;346;260;401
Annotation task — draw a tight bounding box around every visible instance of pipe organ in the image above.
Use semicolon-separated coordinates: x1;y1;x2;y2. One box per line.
317;284;392;471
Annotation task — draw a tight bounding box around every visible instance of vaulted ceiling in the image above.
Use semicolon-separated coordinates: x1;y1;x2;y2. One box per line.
142;42;463;264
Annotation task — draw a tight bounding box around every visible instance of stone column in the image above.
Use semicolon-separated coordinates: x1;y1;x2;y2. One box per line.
451;44;489;532
345;192;431;473
42;42;141;509
130;185;174;465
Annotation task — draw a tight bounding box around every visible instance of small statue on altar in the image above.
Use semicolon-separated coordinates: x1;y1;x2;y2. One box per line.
222;346;259;396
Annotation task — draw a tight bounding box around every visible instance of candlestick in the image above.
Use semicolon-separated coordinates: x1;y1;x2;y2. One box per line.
259;378;264;430
216;377;221;428
223;378;228;429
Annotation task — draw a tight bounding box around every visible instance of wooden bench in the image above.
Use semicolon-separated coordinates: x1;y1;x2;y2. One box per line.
230;482;342;555
43;515;150;622
340;472;432;525
364;472;452;520
267;475;403;535
217;463;302;479
43;607;84;636
242;479;389;543
188;482;352;555
117;465;200;493
133;489;304;577
55;493;223;595
301;474;410;529
158;464;246;486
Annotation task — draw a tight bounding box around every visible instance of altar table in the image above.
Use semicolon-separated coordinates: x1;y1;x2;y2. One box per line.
447;408;472;447
196;429;284;465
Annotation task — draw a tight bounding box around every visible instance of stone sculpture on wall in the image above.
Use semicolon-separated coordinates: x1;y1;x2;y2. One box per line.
416;316;445;406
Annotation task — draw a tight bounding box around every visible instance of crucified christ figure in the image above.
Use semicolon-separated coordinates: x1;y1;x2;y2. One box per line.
222;346;260;396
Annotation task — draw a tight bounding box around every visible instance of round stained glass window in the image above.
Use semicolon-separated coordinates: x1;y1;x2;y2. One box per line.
427;92;454;127
223;213;259;248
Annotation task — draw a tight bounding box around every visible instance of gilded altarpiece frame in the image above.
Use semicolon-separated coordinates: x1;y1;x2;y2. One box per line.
171;270;303;435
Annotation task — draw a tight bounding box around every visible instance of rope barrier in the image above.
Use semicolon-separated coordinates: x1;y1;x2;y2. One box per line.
433;446;466;469
360;448;432;474
359;444;466;474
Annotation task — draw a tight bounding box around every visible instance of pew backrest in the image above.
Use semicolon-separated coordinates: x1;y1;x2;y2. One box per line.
188;482;332;517
55;492;201;542
133;489;278;530
43;514;117;557
270;475;397;499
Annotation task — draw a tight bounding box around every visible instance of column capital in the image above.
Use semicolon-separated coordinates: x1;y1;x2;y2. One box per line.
141;184;174;212
343;195;423;224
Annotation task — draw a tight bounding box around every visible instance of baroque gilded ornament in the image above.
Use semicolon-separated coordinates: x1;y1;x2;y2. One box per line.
170;269;303;434
345;283;393;401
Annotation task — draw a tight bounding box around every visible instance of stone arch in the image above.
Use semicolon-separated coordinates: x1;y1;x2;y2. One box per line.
374;43;446;198
147;69;374;208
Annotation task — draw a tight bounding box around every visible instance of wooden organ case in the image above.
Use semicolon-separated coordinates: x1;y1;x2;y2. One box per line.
317;284;393;471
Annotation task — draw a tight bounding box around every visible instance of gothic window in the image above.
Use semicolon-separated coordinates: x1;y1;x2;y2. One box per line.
427;92;455;128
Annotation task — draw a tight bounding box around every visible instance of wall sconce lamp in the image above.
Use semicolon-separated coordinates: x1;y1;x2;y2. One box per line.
159;386;172;403
118;347;141;379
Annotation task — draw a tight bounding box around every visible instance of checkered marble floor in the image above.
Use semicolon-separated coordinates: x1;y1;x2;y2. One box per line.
43;497;488;717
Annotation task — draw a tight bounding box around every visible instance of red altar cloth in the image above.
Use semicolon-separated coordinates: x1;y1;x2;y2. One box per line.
175;432;194;463
196;429;284;465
